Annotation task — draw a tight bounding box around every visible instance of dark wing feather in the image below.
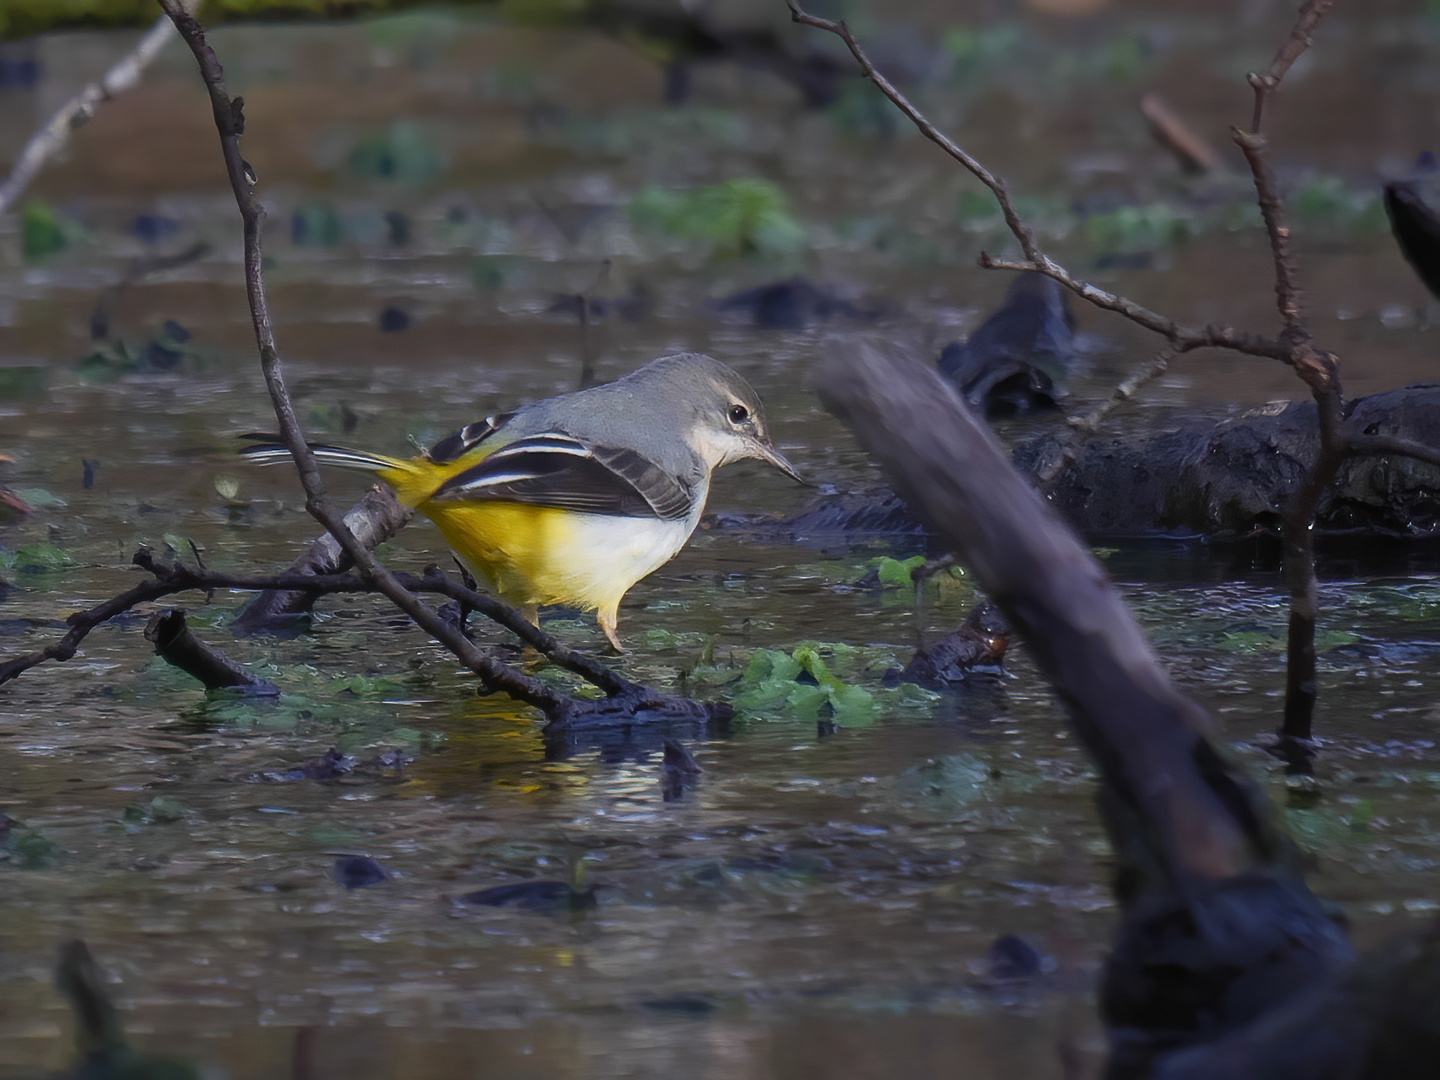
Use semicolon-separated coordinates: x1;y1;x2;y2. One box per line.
588;444;695;520
425;412;514;464
430;433;696;521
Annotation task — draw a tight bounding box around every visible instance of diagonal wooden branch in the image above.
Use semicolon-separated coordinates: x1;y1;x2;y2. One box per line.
230;485;411;635
0;7;194;217
145;608;279;694
822;339;1356;1078
820;339;1277;889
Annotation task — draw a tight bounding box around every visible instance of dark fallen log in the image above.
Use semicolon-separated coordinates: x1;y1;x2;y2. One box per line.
741;385;1440;546
819;339;1357;1078
1022;386;1440;540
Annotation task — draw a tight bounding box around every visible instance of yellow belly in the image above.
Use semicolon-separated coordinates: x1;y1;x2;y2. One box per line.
419;499;694;615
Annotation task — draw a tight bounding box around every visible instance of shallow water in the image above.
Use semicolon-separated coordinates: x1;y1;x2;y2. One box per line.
3;2;1440;1077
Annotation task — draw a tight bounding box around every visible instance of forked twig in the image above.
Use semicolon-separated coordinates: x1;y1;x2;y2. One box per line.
786;0;1295;366
1249;0;1335;134
0;551;631;698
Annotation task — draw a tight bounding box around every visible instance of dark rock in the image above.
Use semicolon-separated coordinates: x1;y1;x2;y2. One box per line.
987;933;1047;980
333;855;388;890
718;277;864;330
378;306;410;332
888;601;1010;689
132;214;181;245
284;748;354;780
939;271;1075;417
456;880;597;912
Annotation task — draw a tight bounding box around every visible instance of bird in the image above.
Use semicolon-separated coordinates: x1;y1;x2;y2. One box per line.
241;352;802;650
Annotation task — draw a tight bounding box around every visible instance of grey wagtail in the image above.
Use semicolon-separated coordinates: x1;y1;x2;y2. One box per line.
242;352;802;649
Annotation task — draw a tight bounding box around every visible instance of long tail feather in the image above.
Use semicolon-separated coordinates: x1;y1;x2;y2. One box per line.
238;438;401;473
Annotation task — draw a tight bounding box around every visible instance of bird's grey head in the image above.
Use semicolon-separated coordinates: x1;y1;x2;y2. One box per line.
637;353;803;482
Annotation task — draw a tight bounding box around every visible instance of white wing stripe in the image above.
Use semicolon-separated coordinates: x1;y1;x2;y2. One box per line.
484;435;593;461
449;468;551;490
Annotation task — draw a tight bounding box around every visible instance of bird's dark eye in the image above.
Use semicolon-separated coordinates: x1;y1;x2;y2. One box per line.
728;403;749;424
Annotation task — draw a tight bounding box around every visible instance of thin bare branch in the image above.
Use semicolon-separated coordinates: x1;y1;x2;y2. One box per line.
789;1;1300;368
0;8;191;217
975;255;1185;339
0;549;637;697
1277;380;1347;749
1249;0;1335;134
1235;130;1307;347
0;575;176;687
786;0;1041;263
1072;347;1181;437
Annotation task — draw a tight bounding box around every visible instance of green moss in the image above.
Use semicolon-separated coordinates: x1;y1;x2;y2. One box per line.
629;177;806;258
0;0;156;40
21;201;68;260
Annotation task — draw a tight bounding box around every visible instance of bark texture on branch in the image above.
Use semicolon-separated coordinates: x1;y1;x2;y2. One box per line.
231;485;411;637
145;608;279;695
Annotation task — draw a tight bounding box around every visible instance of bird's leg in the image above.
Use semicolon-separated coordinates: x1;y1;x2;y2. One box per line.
453;559;479;634
597;607;625;653
517;604;546;669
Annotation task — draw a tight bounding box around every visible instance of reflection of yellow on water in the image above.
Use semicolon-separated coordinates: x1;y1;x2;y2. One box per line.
405;692;590;800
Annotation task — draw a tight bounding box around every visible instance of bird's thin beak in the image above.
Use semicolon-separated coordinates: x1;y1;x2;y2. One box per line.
756;440;805;484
